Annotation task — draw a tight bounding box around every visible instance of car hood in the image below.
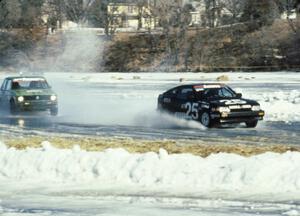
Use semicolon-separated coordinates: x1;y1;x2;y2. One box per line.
14;89;56;96
206;98;259;106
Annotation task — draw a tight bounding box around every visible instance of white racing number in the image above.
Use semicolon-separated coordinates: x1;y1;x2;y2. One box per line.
220;99;246;105
185;102;199;120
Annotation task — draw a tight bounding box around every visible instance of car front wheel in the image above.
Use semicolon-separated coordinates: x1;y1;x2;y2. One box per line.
245;120;258;128
200;112;213;128
10;100;17;115
50;107;58;116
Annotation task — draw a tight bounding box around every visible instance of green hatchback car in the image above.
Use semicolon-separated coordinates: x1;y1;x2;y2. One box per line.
0;76;58;116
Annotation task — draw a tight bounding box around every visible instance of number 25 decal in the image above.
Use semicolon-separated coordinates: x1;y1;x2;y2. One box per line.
185;102;199;120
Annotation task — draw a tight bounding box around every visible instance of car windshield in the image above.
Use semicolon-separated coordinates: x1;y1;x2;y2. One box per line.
202;87;237;99
12;79;50;90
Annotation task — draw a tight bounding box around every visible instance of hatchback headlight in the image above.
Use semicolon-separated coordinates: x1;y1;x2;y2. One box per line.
252;105;260;111
50;95;57;101
17;96;24;102
218;107;231;113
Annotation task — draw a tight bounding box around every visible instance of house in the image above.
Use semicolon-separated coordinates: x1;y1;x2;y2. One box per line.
188;1;205;26
281;9;297;20
190;11;202;26
187;0;237;27
107;1;157;31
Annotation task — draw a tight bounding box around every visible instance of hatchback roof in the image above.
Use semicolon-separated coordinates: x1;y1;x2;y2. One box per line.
5;76;46;80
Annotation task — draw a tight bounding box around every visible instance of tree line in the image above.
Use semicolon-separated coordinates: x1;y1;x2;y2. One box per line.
0;0;299;31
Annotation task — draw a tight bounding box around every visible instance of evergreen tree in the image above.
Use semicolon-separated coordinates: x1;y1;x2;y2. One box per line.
241;0;280;26
20;0;45;27
0;0;22;28
296;0;300;15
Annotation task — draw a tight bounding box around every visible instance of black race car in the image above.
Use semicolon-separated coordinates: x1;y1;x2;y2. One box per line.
157;83;265;128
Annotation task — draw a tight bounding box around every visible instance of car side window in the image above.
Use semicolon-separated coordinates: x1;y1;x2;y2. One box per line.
1;80;7;91
204;89;219;98
165;88;177;98
5;80;12;91
196;91;204;100
221;88;232;97
177;88;194;100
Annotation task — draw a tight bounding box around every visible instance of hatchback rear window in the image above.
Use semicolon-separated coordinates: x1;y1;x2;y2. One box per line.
12;78;50;90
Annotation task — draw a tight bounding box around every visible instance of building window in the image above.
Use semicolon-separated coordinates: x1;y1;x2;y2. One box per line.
128;6;134;14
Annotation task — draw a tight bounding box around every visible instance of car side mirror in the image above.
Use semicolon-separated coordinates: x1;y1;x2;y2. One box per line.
236;93;242;98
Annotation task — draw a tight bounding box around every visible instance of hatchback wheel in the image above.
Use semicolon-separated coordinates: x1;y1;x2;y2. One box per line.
10;100;17;115
50;107;58;116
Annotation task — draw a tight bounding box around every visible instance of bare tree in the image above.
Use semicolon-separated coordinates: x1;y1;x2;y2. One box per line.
135;0;156;32
222;0;246;24
241;0;281;27
63;0;94;24
106;4;119;35
42;0;65;33
203;0;224;28
0;0;22;28
279;0;300;33
19;0;45;28
154;0;192;68
85;0;107;27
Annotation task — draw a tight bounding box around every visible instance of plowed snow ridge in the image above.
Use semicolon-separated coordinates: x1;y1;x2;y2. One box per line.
1;141;300;196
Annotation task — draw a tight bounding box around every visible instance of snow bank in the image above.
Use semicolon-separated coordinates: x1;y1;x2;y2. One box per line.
1;141;300;196
259;90;300;122
236;89;300;122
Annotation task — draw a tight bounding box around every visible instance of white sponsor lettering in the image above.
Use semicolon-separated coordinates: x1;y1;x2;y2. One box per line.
220;99;247;105
175;112;191;120
163;98;171;103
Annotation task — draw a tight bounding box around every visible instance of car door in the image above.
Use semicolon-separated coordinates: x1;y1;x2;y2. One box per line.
174;87;199;120
0;79;8;105
160;88;179;112
196;90;211;113
2;79;12;103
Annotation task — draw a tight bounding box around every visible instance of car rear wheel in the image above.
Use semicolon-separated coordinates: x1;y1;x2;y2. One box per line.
157;103;163;111
200;112;213;128
245;120;258;128
50;107;58;116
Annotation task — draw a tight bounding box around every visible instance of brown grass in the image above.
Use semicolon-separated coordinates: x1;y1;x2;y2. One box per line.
3;136;300;158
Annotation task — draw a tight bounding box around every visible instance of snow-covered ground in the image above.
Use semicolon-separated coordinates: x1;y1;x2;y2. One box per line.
0;72;300;215
1;141;300;216
1;141;300;196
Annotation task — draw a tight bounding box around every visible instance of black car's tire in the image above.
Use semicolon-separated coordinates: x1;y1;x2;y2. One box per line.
50;107;58;116
245;120;258;128
200;112;213;128
10;100;17;115
157;103;163;112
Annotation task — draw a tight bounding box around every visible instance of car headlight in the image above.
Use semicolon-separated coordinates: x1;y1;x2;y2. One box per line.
252;105;260;111
50;95;57;101
218;107;231;113
17;96;24;102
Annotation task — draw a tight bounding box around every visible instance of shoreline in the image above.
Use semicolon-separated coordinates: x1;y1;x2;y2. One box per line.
3;135;300;157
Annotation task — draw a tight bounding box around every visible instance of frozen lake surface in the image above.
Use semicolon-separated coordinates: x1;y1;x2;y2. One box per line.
0;72;300;144
0;72;300;215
